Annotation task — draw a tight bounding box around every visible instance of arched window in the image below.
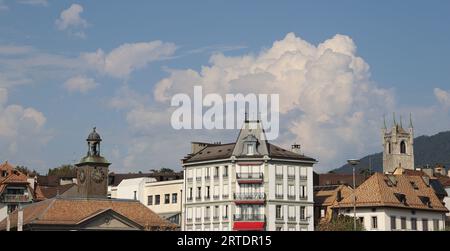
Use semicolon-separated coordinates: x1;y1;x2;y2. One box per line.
400;141;406;154
388;143;391;154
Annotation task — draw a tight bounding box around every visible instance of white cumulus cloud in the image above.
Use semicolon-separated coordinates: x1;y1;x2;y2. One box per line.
153;33;395;171
63;75;99;93
434;88;450;108
82;41;177;79
55;4;88;38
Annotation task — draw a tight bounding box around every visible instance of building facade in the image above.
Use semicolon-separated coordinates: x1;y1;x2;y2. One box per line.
182;120;317;231
332;173;448;231
382;114;414;173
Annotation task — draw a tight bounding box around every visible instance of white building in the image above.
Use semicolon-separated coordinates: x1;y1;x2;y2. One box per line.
333;172;448;231
111;177;183;226
181;120;317;231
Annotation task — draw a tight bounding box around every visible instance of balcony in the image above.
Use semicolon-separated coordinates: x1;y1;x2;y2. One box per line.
275;194;284;200
1;194;31;203
236;173;263;184
195;196;201;200
233;214;265;222
213;195;219;200
187;197;193;202
287;195;296;200
204;196;211;200
205;176;210;181
187;178;193;183
213;175;219;180
204;216;211;222
299;196;308;201
275;174;283;179
288;174;295;180
196;177;202;182
222;194;229;199
299;175;307;181
233;193;265;205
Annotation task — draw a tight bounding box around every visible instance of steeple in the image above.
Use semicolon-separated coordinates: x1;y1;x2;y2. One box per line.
409;113;413;128
400;115;403;128
392;112;397;127
383;114;387;129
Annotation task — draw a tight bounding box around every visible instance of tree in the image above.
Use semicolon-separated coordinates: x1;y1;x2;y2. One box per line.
150;168;175;173
15;166;39;176
48;164;76;177
317;215;365;231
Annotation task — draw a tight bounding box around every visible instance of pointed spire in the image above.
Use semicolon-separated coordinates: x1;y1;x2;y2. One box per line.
393;112;397;126
409;113;413;128
400;115;403;128
383;114;387;129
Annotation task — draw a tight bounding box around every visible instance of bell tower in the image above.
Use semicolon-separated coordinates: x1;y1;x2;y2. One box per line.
75;127;111;198
382;113;414;173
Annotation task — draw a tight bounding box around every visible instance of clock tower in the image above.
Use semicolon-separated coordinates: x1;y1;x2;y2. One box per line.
76;127;111;198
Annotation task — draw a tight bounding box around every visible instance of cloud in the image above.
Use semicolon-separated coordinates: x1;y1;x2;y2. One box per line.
55;4;88;38
153;33;396;171
17;0;48;6
0;45;34;55
0;87;49;159
434;88;450;108
0;0;8;11
63;75;99;93
82;41;177;79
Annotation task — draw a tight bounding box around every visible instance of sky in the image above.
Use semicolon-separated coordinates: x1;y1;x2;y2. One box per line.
1;0;450;174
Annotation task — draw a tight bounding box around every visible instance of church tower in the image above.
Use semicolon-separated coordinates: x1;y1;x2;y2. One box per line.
382;113;414;173
75;127;111;198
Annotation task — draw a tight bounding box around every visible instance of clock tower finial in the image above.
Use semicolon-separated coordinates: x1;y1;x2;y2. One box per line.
76;127;111;198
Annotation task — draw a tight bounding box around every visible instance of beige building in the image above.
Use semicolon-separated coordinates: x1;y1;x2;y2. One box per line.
144;180;183;225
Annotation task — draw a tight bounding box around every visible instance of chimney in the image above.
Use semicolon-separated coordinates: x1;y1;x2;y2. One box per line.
17;205;23;231
291;144;302;155
191;142;210;154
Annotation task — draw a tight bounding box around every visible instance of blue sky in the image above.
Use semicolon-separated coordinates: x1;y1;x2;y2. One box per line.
1;0;450;174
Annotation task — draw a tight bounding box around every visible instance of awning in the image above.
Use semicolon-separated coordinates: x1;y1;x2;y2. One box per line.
233;222;265;231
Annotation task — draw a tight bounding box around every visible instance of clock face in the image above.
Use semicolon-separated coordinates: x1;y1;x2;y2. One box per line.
79;169;86;184
91;168;106;183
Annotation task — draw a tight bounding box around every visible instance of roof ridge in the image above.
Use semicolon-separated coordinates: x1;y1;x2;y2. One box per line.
32;198;57;224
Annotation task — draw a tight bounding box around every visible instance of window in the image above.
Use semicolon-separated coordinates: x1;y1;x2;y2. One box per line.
433;219;439;231
276;184;283;198
401;217;406;230
188;187;193;199
411;218;417;230
276;205;283;219
206;167;210;178
155;195;160;205
400;141;406;154
288;185;295;199
359;217;364;225
372;216;378;229
223;205;229;219
133;191;137;200
195;207;201;221
276;166;283;178
214;185;219;199
300;206;306;220
391;216;396;230
196;187;201;199
299;185;306;199
288;206;295;220
205;206;211;220
320;209;325;218
214;166;219;177
422;219;428;231
187;208;192;221
206;186;210;199
172;193;177;204
388;143;391;154
247;144;254;155
147;195;153;206
288;166;295;178
214;206;219;219
165;194;170;204
223;184;229;197
223;166;228;177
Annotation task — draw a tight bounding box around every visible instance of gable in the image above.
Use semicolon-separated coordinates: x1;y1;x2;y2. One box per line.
78;209;143;231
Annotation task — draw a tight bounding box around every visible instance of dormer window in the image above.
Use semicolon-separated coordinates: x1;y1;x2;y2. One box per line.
241;134;259;156
247;144;255;155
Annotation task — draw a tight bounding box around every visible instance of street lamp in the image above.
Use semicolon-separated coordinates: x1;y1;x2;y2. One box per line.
347;159;360;231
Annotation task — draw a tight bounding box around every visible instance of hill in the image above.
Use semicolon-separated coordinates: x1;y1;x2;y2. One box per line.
332;131;450;174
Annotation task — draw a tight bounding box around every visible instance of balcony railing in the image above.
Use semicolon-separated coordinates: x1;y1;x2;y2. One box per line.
195;196;201;200
288;174;295;180
205;176;210;180
1;194;31;203
287;195;296;200
204;216;211;222
234;193;266;201
233;214;265;222
187;197;193;202
299;196;308;201
223;194;229;199
275;174;283;179
236;173;263;180
275;194;284;199
288;216;296;221
213;195;219;200
187;178;193;183
204;196;211;200
299;175;307;181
